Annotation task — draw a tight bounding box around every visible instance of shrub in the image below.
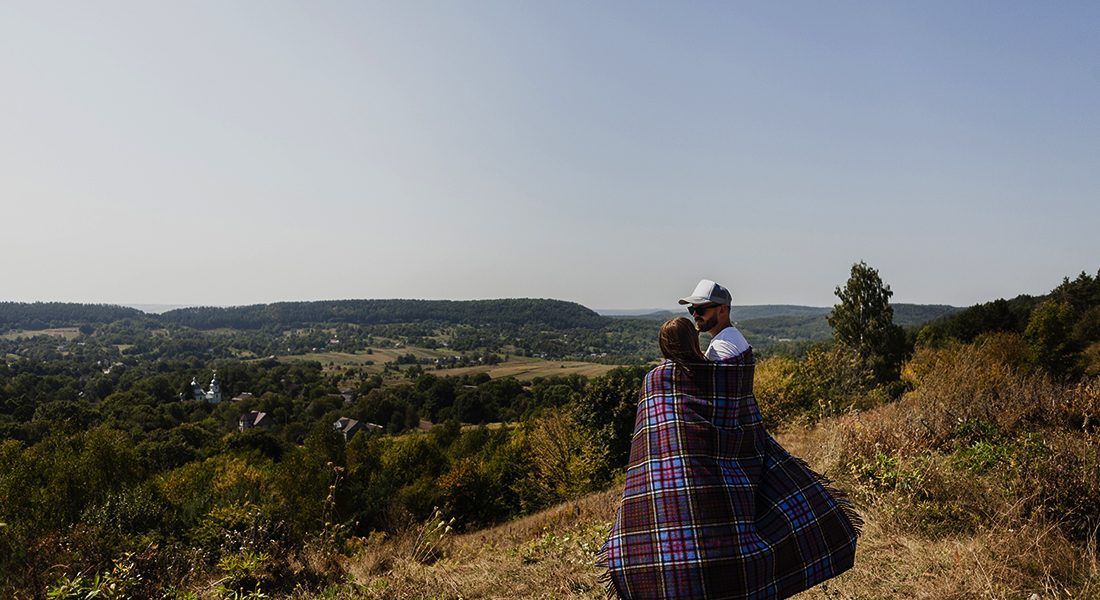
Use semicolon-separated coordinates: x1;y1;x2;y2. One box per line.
437;457;498;529
752;356;800;429
787;345;874;421
1017;431;1100;540
830;334;1100;544
521;408;596;507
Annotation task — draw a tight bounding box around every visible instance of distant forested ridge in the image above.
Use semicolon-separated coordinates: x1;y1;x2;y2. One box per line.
918;295;1043;342
614;305;832;321
157;298;607;330
620;303;959;325
891;304;964;327
0;302;145;331
0;299;606;332
0;299;959;334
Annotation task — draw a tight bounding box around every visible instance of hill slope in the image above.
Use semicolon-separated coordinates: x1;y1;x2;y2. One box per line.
335;417;1096;599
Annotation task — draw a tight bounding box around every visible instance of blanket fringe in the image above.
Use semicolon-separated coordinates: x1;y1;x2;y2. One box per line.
788;453;864;537
594;546;620;599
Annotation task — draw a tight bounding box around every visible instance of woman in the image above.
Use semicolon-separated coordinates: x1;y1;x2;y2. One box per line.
600;317;860;599
658;316;707;375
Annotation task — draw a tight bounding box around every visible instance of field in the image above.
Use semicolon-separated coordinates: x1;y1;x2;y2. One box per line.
274;349;622;380
272;347;446;373
0;327;81;341
439;358;621;380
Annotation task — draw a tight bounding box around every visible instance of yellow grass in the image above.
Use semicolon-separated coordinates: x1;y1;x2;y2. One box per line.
340;489;620;600
329;424;1100;600
273;350;621;381
0;327;81;340
272;349;446;374
439;360;618;381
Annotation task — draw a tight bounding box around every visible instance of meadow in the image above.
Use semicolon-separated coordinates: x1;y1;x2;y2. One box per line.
0;327;82;341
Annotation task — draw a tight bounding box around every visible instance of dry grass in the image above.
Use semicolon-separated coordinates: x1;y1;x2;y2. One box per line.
274;349;443;373
273;349;618;380
338;489;620;599
779;427;1100;600
437;360;618;381
0;327;81;340
305;336;1100;598
321;419;1099;599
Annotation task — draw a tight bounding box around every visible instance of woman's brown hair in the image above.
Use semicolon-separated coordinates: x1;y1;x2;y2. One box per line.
659;316;707;374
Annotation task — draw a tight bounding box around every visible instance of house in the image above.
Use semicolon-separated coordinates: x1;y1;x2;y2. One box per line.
239;411;272;432
333;416;382;441
232;392;255;402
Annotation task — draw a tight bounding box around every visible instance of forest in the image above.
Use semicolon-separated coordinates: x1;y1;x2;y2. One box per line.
1;269;1098;598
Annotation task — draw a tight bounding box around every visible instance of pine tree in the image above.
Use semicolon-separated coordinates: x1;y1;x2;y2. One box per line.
827;261;906;382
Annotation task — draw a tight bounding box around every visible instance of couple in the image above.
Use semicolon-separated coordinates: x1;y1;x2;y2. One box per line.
600;280;860;599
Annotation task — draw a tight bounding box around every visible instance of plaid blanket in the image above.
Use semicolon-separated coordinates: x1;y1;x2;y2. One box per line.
599;351;860;599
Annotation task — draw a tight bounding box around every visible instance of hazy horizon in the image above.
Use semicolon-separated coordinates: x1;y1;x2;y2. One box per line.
2;298;969;318
3;2;1097;309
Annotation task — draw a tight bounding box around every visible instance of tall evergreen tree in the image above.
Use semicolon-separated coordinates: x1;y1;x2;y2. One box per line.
828;261;906;382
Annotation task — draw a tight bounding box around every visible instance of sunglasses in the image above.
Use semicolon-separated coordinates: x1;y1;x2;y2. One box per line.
687;303;718;316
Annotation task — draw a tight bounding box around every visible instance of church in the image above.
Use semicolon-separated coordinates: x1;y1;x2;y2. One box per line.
189;372;222;404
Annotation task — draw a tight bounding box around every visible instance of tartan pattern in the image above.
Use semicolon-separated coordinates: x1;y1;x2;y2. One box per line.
600;351;859;599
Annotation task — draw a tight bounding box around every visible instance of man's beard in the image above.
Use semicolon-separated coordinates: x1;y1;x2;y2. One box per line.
694;314;717;333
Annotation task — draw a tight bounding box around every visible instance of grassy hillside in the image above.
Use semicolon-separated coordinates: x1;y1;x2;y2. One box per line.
318;333;1100;599
329;373;1099;598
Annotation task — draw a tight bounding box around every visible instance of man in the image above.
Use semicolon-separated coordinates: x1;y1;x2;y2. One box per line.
679;279;750;360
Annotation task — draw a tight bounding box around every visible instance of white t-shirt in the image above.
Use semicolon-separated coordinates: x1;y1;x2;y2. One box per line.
705;325;750;361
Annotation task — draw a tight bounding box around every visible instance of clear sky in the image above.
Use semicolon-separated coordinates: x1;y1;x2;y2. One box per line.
2;1;1098;310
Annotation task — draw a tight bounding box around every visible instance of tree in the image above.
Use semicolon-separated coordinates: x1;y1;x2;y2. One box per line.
827;261;906;382
1025;300;1081;378
570;366;648;482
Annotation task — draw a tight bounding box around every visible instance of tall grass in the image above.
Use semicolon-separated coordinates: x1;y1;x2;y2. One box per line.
791;333;1100;598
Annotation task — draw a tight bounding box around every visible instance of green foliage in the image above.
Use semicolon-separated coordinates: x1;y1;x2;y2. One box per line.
520;409;597;507
189;501;269;555
216;550;272;597
46;552;144;600
1026;300;1082;378
751;356;800;427
918;296;1039;345
947;420;1017;475
852;450;925;493
158;298;607;331
918;270;1100;381
754;345;876;427
569;366;648;481
0;302;145;332
828;261;907;382
269;427;344;536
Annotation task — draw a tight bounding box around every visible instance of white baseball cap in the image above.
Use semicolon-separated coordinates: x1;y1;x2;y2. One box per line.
678;279;732;306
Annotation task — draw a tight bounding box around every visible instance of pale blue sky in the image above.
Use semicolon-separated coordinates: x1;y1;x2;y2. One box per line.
2;2;1097;310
